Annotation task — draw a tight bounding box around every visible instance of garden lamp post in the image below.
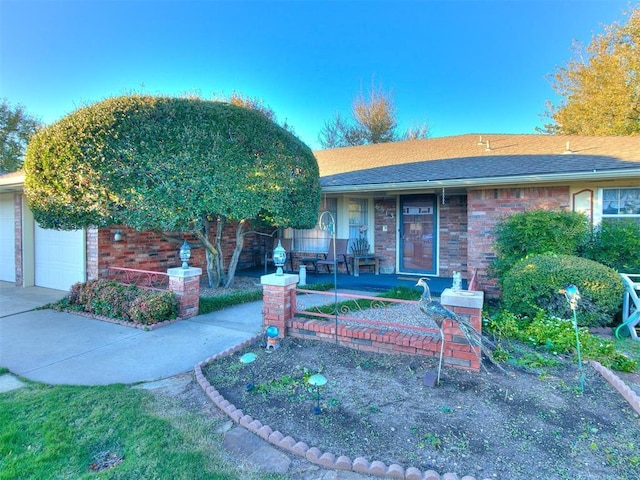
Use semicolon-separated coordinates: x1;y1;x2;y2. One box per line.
273;240;287;276
179;240;191;269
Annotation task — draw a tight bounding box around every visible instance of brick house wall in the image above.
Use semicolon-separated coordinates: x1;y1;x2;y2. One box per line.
438;194;468;278
373;197;397;271
93;222;267;280
467;186;570;296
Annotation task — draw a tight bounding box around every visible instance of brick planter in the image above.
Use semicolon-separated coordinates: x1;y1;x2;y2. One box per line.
167;267;202;319
260;273;299;337
261;277;484;372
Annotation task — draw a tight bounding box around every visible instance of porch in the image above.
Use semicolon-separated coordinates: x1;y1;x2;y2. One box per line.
238;266;462;297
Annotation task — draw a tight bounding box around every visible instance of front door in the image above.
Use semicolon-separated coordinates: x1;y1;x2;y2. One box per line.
400;195;436;274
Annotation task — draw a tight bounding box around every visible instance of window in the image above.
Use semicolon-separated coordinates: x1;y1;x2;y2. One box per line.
348;198;368;251
291;198;336;253
602;188;640;217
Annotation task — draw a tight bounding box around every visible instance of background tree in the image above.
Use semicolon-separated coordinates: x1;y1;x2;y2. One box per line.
211;90;293;133
318;84;429;148
0;99;41;173
24;95;321;287
544;7;640;135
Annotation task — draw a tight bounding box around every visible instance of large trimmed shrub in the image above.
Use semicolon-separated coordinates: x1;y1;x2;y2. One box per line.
491;210;590;279
501;254;623;327
64;279;179;325
583;219;640;273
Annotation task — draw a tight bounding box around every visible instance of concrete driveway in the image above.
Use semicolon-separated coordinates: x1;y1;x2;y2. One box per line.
0;282;263;385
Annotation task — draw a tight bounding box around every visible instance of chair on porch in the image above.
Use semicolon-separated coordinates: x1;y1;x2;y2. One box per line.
264;237;293;274
616;273;640;341
316;238;350;274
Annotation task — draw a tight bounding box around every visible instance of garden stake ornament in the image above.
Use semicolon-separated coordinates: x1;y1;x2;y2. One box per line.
560;285;586;393
307;374;327;415
239;352;257;391
416;278;506;386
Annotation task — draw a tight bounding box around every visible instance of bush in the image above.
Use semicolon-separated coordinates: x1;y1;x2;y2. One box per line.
64;279;179;324
583;219;640;273
501;254;623;327
198;289;263;315
129;291;180;325
491;210;590;279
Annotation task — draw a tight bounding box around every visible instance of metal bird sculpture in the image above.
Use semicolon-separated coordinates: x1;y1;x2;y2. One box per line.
416;277;506;384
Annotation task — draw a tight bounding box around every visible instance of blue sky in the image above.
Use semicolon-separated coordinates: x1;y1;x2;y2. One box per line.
0;0;634;150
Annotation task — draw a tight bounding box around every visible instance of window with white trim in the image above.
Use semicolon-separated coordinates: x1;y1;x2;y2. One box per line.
292;198;336;253
348;198;369;252
602;188;640;218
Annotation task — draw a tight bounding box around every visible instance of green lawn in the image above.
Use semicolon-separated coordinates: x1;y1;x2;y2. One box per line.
0;378;286;480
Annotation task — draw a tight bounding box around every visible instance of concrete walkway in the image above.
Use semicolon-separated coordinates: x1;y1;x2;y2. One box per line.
0;282;263;385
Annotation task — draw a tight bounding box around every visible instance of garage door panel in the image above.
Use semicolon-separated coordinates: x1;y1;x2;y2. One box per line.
0;194;16;282
35;225;85;290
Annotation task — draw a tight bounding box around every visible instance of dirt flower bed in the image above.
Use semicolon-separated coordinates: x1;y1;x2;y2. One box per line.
204;337;639;480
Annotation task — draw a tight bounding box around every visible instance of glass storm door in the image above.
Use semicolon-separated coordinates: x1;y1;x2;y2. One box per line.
400;195;436;274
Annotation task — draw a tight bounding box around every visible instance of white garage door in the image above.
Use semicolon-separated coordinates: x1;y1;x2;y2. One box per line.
35;224;85;291
0;194;16;283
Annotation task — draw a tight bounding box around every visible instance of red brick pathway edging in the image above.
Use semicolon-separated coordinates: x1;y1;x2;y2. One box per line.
193;335;486;480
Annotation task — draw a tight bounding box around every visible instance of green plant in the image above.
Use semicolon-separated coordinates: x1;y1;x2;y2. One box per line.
491;210;590;280
485;309;637;372
58;279;179;324
298;282;335;292
418;433;442;450
584;219;640;273
522;311;636;372
198;289;262;315
128;291;180;325
501;254;623;327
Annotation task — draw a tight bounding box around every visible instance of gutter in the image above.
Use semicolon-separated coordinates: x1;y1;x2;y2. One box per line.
0;172;25;193
320;168;640;194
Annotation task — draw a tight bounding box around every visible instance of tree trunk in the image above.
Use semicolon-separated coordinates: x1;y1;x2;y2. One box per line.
191;226;219;287
214;215;226;287
225;219;247;288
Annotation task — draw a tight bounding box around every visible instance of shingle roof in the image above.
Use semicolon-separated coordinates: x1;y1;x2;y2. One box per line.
314;134;640;188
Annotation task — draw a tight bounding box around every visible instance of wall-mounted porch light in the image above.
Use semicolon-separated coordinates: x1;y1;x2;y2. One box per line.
114;230;123;242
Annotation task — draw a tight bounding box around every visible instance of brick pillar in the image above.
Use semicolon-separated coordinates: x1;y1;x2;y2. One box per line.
441;289;484;372
167;267;202;319
260;273;299;337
